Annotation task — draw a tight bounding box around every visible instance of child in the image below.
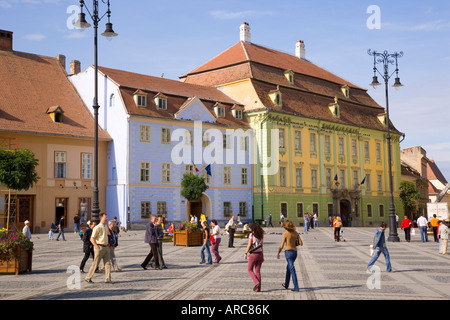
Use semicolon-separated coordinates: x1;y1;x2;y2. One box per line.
48;227;54;240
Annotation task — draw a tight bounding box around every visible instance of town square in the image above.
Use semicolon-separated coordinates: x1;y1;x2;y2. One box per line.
0;0;449;311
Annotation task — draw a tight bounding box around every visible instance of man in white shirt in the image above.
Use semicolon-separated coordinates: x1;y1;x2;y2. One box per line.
417;215;429;243
225;216;237;248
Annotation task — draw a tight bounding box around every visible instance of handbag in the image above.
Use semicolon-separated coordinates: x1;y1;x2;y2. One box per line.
210;234;215;245
411;228;415;236
248;237;262;253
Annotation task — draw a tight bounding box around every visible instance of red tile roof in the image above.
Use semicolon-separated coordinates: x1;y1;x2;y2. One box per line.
0;50;110;140
97;66;249;128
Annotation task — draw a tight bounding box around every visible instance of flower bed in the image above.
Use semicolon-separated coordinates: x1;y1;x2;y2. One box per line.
0;228;33;275
173;222;202;247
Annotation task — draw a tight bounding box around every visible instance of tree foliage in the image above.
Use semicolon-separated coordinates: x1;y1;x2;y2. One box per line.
180;173;209;201
399;181;419;215
0;149;39;191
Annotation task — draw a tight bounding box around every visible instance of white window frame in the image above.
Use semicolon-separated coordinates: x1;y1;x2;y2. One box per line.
140;161;151;182
161;127;171;144
161;162;171;183
140;125;151;143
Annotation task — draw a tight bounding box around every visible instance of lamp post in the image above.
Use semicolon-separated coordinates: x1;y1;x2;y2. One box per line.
74;0;118;223
368;49;403;242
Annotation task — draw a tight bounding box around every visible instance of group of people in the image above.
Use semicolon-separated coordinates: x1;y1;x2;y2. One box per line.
303;213;318;232
400;214;448;254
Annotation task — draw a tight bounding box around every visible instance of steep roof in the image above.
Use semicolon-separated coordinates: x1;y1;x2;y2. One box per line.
97;66;248;128
0;50;110;140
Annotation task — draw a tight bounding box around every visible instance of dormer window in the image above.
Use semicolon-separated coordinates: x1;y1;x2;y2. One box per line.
377;113;387;126
328;97;340;118
133;90;148;108
268;85;282;107
232;104;244;120
214;103;226;118
341;85;350;98
46;106;64;123
154;92;168;110
284;70;295;84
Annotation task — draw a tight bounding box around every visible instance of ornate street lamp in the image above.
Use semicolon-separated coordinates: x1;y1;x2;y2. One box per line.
74;0;118;224
368;49;403;242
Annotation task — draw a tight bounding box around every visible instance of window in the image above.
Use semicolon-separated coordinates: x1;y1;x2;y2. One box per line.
234;109;243;119
81;153;92;180
311;169;318;189
366;173;372;191
136;95;147;108
376;143;381;161
141;201;151;219
367;204;372;218
140;162;151;182
324;135;331;154
161;163;171;183
297;203;304;218
55;151;66;178
203;131;211;148
379;204;385;218
312;203;319;216
161;127;171;144
280;166;287;187
202;166;211;185
295;168;303;188
157;98;167;110
109;94;115;107
364;141;370;159
339;169;346;188
351;139;357;157
184;130;193;146
223;134;231;149
140;125;151;143
352;170;359;189
157;201;167;216
294;130;302;151
279;128;286;149
310;133;317;153
377;174;383;192
326;168;332;189
240;136;249;151
239;202;247;217
223;202;232;217
338;137;345;155
328;203;334;217
223;166;231;185
216;107;225;118
280;202;288;217
241;167;248;185
185;164;195;175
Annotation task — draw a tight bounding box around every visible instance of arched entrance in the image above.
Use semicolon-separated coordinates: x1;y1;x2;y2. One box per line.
187;193;212;223
340;199;351;227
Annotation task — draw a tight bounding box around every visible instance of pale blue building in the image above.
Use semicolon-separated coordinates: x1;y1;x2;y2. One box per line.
70;66;253;228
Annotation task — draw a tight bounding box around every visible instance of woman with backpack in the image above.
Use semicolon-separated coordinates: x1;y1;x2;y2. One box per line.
244;223;265;292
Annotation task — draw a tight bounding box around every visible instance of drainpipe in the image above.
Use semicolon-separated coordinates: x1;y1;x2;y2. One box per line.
259;109;270;224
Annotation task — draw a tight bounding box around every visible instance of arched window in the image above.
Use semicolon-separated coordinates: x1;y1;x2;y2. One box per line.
109;94;115;107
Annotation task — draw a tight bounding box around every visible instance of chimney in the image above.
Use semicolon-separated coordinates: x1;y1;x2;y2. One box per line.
240;22;251;43
56;54;66;70
296;40;305;60
0;30;13;52
70;60;81;75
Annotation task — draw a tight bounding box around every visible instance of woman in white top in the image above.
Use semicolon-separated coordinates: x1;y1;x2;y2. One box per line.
210;219;222;263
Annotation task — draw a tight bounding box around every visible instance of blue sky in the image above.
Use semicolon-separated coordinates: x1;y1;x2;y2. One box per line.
1;0;450;181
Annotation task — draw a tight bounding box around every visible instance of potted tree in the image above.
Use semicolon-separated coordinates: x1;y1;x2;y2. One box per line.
0;149;39;274
174;174;209;246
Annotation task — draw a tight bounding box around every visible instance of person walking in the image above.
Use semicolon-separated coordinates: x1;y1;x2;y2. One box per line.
303;213;310;232
313;213;319;228
150;216;167;269
417;215;429;242
245;223;265;292
367;222;393;273
85;213;112;283
400;216;413;242
141;215;161;270
210;219;222;263
430;214;440;243
328;216;333;227
333;216;342;242
225;216;237;248
108;220;122;272
74;214;81;234
439;221;448;255
200;221;212;265
277;220;303;292
80;220;97;273
267;213;274;227
22;220;31;240
56;216;66;241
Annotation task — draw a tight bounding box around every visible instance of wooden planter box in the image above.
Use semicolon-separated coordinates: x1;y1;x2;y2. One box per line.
173;230;203;247
0;247;33;275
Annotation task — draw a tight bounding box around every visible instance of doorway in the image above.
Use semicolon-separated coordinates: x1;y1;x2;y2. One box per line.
4;195;34;231
55;198;68;228
340;200;351;227
189;201;202;225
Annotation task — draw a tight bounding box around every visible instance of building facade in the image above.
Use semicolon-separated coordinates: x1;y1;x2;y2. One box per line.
180;23;404;227
0;30;110;233
70;66;253;229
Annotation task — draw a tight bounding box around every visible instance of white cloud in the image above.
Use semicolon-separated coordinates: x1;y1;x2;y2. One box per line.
209;10;276;20
24;33;46;41
383;20;450;32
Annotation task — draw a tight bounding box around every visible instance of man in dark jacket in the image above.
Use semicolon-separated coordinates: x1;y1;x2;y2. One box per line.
140;215;161;270
80;221;97;273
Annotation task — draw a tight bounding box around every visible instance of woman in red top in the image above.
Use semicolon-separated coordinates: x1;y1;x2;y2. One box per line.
401;216;413;242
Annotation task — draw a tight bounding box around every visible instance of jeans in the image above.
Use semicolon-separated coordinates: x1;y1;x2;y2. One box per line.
74;223;80;233
284;250;299;290
56;228;65;241
200;240;212;264
420;226;428;242
368;246;392;272
211;238;221;262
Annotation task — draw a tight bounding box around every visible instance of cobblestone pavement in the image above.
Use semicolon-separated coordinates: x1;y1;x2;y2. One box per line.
0;226;449;301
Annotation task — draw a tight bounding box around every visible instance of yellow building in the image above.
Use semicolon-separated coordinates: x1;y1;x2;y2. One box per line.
0;30;110;233
180;23;404;226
